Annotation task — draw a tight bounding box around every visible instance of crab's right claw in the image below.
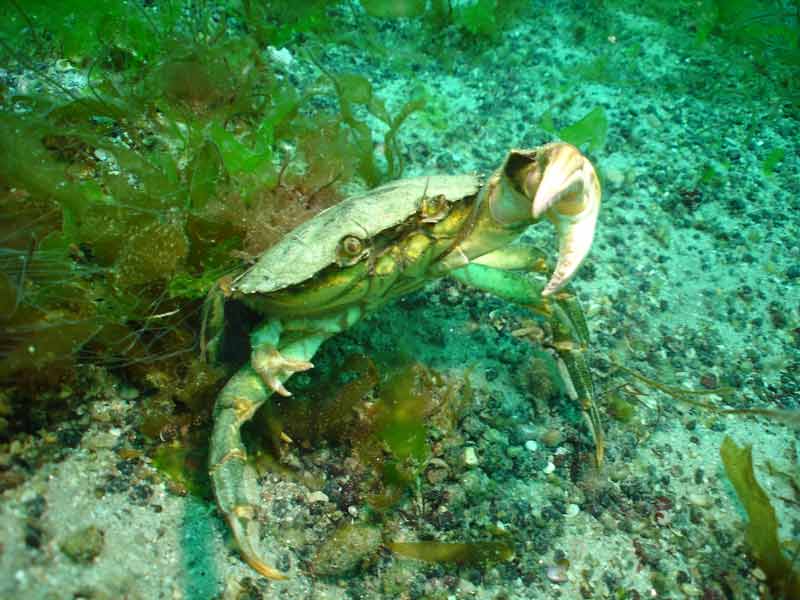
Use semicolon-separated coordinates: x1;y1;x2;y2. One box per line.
252;346;314;397
511;143;601;297
534;144;601;296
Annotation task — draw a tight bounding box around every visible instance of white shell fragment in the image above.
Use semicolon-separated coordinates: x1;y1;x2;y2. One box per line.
463;446;479;467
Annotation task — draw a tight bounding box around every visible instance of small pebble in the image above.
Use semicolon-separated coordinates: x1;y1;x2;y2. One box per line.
457;579;478;595
699;374;718;389
604;167;625;187
83;432;118;451
541;429;562;447
543;461;556;474
307;491;329;503
681;583;702;597
426;465;449;485
463;447;479;467
60;526;105;564
546;562;569;583
313;523;382;576
564;503;580;518
524;440;539;452
688;493;711;508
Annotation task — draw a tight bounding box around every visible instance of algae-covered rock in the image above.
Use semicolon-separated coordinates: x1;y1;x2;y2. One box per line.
312;523;382;576
60;525;105;563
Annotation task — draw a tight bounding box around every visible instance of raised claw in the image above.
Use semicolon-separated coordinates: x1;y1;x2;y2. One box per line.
501;143;601;297
252;346;314;397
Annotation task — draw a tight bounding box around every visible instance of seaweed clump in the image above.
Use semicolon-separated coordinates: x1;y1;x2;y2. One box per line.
0;1;424;439
720;436;800;599
261;355;471;510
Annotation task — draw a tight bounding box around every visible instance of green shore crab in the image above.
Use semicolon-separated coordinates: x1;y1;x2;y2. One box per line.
205;142;603;579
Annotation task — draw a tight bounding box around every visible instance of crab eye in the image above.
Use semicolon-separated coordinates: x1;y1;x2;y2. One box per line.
341;235;363;256
336;235;367;266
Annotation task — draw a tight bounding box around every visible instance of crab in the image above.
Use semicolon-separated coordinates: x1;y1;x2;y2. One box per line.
205;142;603;579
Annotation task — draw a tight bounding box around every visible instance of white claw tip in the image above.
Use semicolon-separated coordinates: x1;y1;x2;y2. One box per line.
534;147;601;297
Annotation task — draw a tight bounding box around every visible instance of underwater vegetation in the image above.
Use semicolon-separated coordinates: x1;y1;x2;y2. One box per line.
387;540;513;565
720;437;800;599
692;0;799;61
0;0;540;441
151;352;515;575
257;355;473;508
0;8;560;583
253;354;518;574
0;0;453;437
540;106;609;154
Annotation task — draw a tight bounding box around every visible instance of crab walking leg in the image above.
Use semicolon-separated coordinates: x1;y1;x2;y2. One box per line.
209;331;328;580
450;262;604;465
209;308;362;579
547;294;604;465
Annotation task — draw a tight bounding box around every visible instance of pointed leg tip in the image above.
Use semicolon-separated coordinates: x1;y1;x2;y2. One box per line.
227;510;290;580
247;556;289;580
269;378;292;397
253;348;314;396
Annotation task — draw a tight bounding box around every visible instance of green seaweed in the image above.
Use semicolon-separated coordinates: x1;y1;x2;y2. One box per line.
237;0;333;47
387;540;514;565
0;2;363;444
607;392;637;423
762;148;786;176
456;0;500;37
451;0;531;40
277;353;380;446
355;0;532;53
313;59;427;187
360;0;427;18
0;0;170;63
152;436;212;500
612;361;800;429
720;437;800;598
558;107;608;153
696;0;799;66
577;55;616;84
613;0;799;108
0;0;418;395
376;362;439;465
259;357;468;511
